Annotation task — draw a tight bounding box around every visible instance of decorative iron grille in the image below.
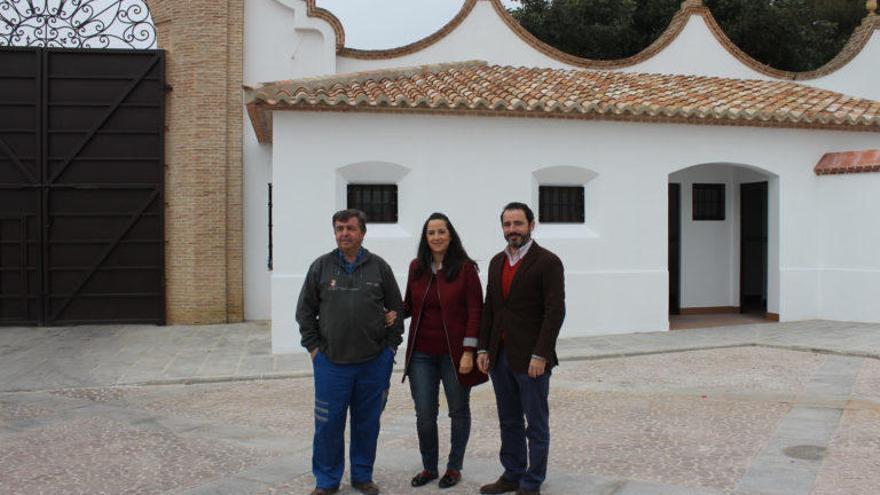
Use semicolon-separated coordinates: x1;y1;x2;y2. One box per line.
0;0;156;49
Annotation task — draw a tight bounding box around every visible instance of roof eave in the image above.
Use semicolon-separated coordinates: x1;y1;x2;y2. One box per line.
246;100;273;144
245;103;880;145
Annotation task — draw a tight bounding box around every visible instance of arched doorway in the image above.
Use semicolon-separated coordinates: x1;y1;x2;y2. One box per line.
668;163;779;329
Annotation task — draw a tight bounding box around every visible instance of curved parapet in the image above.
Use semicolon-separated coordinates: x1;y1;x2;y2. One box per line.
486;0;724;71
323;0;879;85
303;0;345;51
252;0;342;79
789;12;880;81
337;0;479;60
334;0;707;70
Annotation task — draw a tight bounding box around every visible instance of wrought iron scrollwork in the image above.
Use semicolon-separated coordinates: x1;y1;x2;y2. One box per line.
0;0;157;49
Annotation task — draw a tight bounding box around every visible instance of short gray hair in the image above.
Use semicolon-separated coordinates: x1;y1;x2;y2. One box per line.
332;209;367;232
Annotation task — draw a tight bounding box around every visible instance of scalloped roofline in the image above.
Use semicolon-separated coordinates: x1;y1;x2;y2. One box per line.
308;0;880;81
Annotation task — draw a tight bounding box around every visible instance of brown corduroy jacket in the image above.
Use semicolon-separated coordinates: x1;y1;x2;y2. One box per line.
478;242;565;374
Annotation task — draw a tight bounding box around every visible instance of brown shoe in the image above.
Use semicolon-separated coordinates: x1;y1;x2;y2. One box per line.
515;489;540;495
480;476;519;494
309;487;338;495
352;480;380;495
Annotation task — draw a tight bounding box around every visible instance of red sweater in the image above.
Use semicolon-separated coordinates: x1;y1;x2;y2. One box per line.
413;274;446;355
501;257;523;299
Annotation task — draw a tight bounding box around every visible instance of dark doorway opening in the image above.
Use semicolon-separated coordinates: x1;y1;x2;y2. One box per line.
740;181;768;314
668;183;681;315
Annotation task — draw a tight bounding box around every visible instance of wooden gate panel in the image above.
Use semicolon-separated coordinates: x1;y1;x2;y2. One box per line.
1;47;165;326
44;49;165;325
0;48;41;325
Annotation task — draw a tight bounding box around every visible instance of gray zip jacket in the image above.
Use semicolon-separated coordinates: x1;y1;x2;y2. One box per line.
296;248;404;364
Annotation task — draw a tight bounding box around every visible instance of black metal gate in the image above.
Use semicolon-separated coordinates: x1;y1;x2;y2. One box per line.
0;47;165;325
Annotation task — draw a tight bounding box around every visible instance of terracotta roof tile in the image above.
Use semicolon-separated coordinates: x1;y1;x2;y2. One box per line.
244;62;880;143
815;150;880;175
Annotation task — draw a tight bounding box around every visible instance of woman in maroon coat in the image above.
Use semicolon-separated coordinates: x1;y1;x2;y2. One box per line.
403;212;487;489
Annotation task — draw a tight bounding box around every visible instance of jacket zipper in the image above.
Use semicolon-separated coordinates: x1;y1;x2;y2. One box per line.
434;276;462;385
403;274;434;379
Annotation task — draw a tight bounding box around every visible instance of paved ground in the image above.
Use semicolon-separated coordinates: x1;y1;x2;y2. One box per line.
1;320;879;494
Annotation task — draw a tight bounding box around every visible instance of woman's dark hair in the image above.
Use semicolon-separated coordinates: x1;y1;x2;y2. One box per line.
414;212;474;281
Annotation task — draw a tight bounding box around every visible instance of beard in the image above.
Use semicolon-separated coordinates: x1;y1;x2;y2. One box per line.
506;232;531;248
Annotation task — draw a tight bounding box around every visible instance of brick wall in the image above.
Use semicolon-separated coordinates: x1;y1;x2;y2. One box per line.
150;0;244;324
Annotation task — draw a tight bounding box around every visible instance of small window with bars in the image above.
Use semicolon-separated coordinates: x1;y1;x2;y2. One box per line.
347;184;398;223
539;186;585;223
692;183;725;221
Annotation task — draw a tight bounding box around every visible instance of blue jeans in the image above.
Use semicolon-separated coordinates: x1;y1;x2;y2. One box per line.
312;347;394;489
489;348;551;492
408;351;472;473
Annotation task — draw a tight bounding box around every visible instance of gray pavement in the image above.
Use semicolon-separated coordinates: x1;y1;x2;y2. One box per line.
1;319;879;494
2;319;879;392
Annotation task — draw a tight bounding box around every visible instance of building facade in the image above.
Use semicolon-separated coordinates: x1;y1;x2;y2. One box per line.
3;0;878;353
242;0;880;352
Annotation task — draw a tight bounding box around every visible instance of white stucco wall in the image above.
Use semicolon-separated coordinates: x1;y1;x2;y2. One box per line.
817;172;880;323
267;111;877;353
244;0;338;320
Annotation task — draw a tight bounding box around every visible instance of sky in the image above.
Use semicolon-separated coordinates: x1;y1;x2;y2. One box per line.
317;0;519;49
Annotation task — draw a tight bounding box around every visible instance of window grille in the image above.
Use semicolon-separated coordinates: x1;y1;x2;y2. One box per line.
539;186;585;223
267;183;273;271
692;183;725;220
347;184;398;223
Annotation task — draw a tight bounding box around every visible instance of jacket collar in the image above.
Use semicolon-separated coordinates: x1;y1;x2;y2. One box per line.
332;247;370;272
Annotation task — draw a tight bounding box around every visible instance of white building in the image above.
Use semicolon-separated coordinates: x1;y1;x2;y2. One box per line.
241;0;880;353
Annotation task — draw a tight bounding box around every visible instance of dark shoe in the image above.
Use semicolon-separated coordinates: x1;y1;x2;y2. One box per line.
309;487;338;495
515;490;540;495
411;470;438;487
352;481;380;495
480;476;519;494
438;469;461;489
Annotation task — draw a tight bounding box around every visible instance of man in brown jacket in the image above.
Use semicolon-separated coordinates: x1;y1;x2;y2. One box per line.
477;202;565;495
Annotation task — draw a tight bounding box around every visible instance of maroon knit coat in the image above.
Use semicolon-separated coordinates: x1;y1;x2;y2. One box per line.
403;260;488;386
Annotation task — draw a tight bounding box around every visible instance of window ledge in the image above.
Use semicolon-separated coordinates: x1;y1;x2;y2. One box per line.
366;224;411;239
533;224;598;239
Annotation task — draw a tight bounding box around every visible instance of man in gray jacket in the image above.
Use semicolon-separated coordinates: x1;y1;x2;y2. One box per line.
296;209;404;495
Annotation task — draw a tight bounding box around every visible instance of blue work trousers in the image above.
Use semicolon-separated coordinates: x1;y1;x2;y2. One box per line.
489;348;551;492
312;347;394;489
